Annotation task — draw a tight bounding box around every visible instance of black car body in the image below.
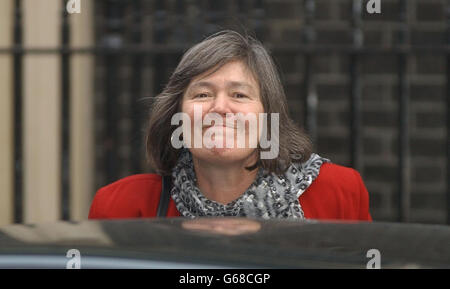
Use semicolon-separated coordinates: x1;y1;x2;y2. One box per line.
0;218;448;269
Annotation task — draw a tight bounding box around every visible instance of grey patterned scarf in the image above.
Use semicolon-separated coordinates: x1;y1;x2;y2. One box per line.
171;150;330;219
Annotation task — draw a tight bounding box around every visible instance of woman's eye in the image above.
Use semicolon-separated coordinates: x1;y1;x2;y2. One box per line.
234;93;247;99
195;93;209;98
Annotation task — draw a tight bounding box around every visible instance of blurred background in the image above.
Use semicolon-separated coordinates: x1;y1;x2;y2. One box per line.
0;0;448;226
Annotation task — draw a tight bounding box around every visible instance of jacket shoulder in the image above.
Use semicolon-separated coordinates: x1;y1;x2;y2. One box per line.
302;162;372;221
316;162;362;188
89;174;163;219
99;174;162;194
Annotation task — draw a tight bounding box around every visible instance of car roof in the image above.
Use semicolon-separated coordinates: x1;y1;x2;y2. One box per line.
0;218;449;268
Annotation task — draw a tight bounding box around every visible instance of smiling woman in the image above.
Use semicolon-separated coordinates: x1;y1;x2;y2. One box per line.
88;30;372;221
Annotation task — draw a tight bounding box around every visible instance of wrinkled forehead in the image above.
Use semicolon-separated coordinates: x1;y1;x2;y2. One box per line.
186;60;260;92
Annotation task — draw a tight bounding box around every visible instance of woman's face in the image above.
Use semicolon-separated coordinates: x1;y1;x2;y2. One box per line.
181;60;264;166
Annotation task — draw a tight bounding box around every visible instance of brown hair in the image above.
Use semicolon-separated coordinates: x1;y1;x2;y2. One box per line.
146;30;312;175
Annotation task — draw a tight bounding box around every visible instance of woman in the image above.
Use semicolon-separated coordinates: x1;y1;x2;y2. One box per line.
88;30;372;221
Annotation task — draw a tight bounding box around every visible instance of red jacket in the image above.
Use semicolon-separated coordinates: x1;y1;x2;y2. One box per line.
88;162;372;221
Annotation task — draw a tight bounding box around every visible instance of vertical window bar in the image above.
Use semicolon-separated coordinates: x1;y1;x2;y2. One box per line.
13;0;22;224
208;0;226;26
253;0;265;41
191;0;206;41
350;0;363;170
235;0;249;30
61;0;70;220
203;0;215;35
303;0;317;143
150;0;168;171
446;1;450;225
173;0;187;43
104;0;124;183
154;0;167;44
153;0;167;97
130;0;143;174
397;0;410;223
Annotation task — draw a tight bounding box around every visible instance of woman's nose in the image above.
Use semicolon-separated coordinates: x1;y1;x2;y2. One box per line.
209;93;231;115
